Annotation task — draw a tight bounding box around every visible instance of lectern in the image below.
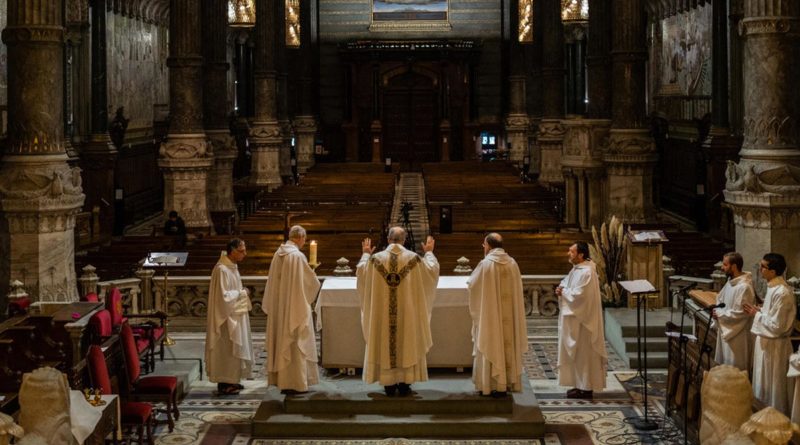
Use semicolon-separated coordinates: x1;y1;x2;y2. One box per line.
619;279;659;431
144;252;188;346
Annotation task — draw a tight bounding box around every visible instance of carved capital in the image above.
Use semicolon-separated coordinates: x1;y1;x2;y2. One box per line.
1;26;64;44
605;129;656;155
561;118;611;168
160;134;211;160
724;190;800;229
505;114;530;130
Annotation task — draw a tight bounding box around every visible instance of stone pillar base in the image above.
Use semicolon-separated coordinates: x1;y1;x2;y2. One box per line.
249;122;283;190
537;119;566;184
505;114;529;166
603;129;657;223
159;134;213;229
724;190;800;276
294;116;317;173
0;155;85;302
207;129;237;213
561;119;611;229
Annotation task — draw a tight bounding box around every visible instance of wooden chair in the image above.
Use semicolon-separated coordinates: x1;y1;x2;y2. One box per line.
87;344;155;445
106;288;167;373
119;323;180;432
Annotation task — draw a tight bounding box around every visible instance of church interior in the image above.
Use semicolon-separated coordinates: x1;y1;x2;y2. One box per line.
1;0;800;443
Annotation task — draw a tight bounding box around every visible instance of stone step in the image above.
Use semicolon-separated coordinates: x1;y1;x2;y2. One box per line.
628;351;670;370
623;336;669;353
252;377;545;439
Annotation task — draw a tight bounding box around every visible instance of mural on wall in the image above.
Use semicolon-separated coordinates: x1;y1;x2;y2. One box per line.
107;11;169;139
371;0;450;31
658;2;712;96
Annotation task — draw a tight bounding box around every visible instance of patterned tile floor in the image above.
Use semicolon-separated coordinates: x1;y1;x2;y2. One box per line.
152;317;683;445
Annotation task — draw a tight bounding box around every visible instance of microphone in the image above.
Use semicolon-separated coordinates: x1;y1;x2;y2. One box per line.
672;281;697;294
703;302;726;312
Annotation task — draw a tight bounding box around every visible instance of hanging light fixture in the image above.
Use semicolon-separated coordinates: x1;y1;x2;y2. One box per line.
561;0;588;22
228;0;256;28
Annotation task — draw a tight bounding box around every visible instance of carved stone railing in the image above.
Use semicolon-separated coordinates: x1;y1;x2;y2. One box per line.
97;278;142;313
141;274;566;319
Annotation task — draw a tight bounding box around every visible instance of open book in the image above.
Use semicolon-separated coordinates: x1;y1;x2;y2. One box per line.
632;231;665;242
618;279;657;294
151;255;180;264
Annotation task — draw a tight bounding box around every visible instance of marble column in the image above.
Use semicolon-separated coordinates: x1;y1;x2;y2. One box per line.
525;0;543;175
249;0;282;190
723;0;800;274
203;0;236;217
561;119;609;230
276;0;292;178
586;0;612;120
0;0;85;303
161;0;213;229
702;0;742;239
293;0;317;173
81;0;118;242
536;0;565;184
604;0;656;223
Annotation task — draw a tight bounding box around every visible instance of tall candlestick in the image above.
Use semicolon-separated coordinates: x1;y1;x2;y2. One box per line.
309;240;318;264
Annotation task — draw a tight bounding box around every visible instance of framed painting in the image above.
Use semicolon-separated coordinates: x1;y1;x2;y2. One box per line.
370;0;451;32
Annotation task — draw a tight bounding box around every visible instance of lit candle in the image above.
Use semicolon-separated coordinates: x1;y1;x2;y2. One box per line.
309;240;317;264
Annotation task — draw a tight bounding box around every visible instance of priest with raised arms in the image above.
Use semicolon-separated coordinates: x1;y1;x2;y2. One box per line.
711;251;755;371
357;227;439;396
555;241;607;399
263;225;322;394
467;232;527;397
205;238;255;395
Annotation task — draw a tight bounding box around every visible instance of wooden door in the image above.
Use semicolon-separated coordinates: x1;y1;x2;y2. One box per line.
383;71;438;170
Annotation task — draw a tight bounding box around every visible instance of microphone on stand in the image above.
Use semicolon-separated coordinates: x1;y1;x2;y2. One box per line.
674;281;698;294
703;302;726;312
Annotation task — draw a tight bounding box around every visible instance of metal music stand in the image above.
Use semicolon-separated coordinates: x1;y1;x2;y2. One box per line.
619;279;659;431
144;252;189;346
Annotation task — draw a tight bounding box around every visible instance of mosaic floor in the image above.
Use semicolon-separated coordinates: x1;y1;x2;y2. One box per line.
151;317;684;445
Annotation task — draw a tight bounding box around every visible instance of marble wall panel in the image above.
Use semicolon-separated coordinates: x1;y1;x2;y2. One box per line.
107;11;169;138
654;2;712;96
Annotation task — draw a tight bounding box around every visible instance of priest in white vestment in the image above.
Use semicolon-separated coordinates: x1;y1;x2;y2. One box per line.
467;233;527;397
205;238;255;395
263;225;321;393
357;227;439;396
744;253;796;416
556;241;608;399
712;252;755;371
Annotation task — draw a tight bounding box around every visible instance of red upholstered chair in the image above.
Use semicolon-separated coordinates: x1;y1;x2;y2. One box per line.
120;323;180;432
83;292;99;302
107;287;167;373
87;345;155;445
88;309;113;345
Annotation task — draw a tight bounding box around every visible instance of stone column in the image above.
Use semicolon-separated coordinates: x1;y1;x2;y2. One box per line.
0;0;85;303
525;0;543;175
249;0;282;190
586;0;612;120
536;0;565;184
604;0;657;222
203;0;236;219
293;0;317;173
276;0;292;179
81;0;118;242
561;119;609;230
724;0;800;274
701;0;742;239
504;1;529;166
161;0;213;229
505;73;530;165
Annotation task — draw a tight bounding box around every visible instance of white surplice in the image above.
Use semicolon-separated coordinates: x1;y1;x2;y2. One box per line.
356;244;439;386
751;276;796;415
789;347;800;424
205;255;254;384
263;241;322;391
557;260;608;392
467;248;527;394
713;272;755;371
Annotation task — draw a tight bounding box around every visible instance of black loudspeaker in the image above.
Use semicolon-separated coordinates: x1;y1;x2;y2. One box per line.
439;206;453;234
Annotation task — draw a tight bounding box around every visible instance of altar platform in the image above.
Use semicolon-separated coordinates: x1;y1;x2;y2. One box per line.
252;374;545;439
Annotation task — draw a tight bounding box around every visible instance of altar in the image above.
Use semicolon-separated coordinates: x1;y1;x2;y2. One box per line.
315;276;474;369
